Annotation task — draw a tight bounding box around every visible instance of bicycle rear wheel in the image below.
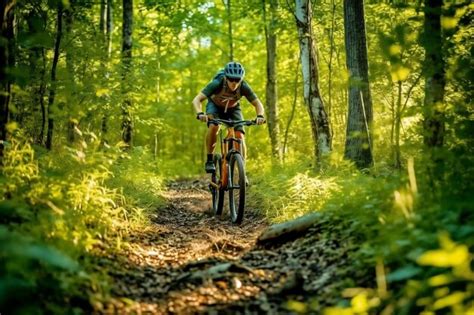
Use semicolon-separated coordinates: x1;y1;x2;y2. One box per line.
211;154;224;215
228;153;246;224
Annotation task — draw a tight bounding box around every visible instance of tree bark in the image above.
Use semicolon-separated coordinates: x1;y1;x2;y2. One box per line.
295;0;332;165
45;5;63;150
422;0;445;148
224;0;233;61
0;0;15;162
101;0;113;143
38;49;47;144
100;0;106;37
262;0;282;163
26;8;47;144
327;0;336;132
343;0;374;168
106;0;113;58
121;0;133;147
283;58;299;161
394;81;402;169
258;212;322;244
65;5;77;144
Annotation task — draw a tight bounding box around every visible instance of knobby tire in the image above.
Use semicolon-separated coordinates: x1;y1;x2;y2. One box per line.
229;153;246;224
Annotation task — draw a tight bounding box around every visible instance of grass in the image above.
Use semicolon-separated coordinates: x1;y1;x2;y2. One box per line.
0;136;167;314
2;129;472;314
248;152;474;314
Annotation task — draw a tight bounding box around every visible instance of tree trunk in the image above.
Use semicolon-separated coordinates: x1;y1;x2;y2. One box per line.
327;0;336;132
101;0;113;143
0;0;15;162
27;8;48;145
343;0;374;168
65;6;77;144
100;0;106;37
121;0;133;147
390;84;396;167
38;49;47;144
224;0;233;61
394;81;402;169
295;0;332;165
106;0;113;58
258;212;322;244
262;0;282;163
283;58;299;162
45;5;63;150
156;33;161;103
422;0;445;148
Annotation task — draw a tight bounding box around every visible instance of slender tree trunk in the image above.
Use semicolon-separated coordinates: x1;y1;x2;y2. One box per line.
26;8;44;141
283;58;299;162
38;49;47;144
65;6;77;144
224;0;233;60
101;0;113;142
106;0;113;58
100;0;106;36
295;0;332;165
46;5;63;150
422;0;445;148
262;0;282;163
156;33;161;103
390;84;396;166
328;0;336;122
121;0;133;147
343;0;374;168
394;81;402;169
0;0;15;162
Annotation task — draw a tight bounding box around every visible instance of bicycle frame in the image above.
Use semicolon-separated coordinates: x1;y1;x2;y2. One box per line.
219;126;243;190
207;118;263;224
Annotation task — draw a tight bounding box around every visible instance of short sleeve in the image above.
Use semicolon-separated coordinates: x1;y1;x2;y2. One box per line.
241;81;258;103
201;79;223;97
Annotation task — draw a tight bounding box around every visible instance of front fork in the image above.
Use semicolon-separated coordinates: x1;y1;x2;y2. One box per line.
223;150;243;190
210;136;242;191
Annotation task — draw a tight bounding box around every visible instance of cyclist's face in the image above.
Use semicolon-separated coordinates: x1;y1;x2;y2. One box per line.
226;77;242;91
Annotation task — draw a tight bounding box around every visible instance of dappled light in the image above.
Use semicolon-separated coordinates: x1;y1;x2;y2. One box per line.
0;0;473;314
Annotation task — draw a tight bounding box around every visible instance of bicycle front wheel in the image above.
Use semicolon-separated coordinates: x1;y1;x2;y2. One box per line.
228;153;246;224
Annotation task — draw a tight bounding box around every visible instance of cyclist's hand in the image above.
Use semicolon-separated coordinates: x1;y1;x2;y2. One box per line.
196;112;208;122
255;115;266;125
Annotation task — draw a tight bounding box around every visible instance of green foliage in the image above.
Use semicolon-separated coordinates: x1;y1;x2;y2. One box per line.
107;147;165;212
247;159;342;221
0;133;166;313
3;0;472;313
0;225;80;314
250;144;473;314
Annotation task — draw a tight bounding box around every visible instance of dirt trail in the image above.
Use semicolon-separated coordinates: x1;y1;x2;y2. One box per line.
98;179;368;314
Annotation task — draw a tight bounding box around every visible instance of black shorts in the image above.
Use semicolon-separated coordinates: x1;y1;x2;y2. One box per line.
206;101;245;133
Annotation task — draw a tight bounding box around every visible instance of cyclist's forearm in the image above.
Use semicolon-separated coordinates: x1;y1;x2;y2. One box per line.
192;100;202;113
192;93;207;114
251;98;265;116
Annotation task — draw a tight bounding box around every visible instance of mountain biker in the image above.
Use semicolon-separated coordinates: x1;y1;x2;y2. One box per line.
192;61;265;173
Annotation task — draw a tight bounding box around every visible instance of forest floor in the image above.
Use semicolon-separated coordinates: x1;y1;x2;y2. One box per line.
95;178;370;314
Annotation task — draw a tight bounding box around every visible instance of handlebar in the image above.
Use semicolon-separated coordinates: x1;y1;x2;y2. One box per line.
208;118;265;127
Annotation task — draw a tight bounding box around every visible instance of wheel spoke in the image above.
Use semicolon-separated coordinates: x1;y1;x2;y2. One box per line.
229;154;246;224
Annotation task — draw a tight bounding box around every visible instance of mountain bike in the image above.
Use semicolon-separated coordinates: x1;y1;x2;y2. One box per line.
208;118;260;224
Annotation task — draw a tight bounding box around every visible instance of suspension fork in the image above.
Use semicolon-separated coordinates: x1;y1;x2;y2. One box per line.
220;127;242;190
219;129;229;189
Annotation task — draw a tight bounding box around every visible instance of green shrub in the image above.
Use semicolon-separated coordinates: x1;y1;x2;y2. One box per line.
0;135;166;313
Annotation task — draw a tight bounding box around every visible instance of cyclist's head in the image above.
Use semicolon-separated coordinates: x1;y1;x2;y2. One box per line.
224;61;245;82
